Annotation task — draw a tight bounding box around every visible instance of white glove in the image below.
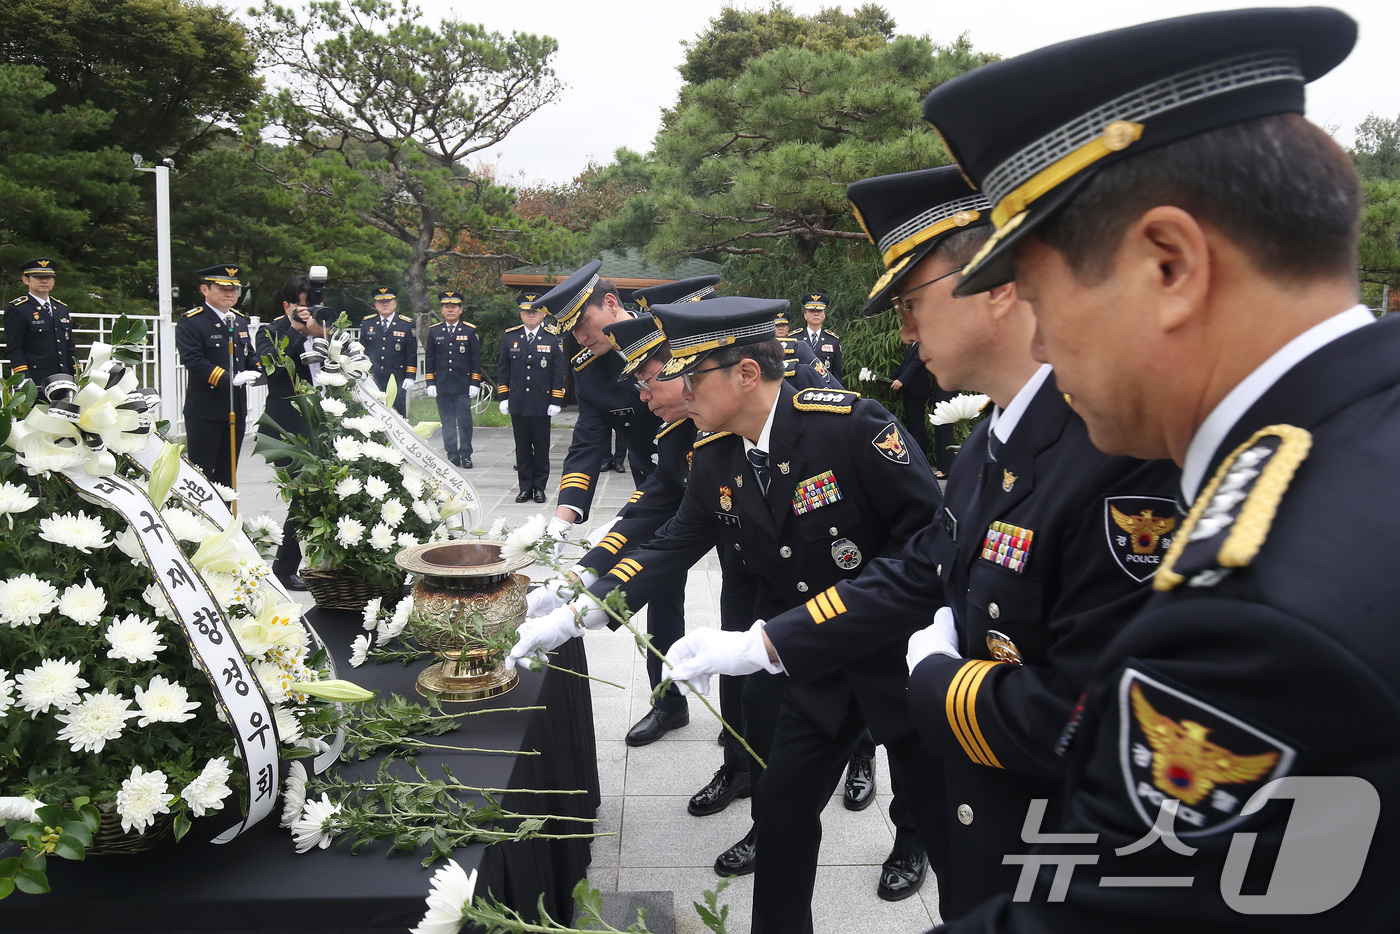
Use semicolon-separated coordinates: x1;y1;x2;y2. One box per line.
546;516;573;539
526;566;597;617
584;516;621;549
402;379;415;392
499;400;510;415
427;385;438;398
664;621;782;697
547;404;561;417
469;385;480;399
504;597;610;671
907;606;960;674
232;370;260;387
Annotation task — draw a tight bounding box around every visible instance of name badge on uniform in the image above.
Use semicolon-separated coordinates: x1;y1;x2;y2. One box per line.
609;407;635;418
792;470;841;516
715;512;742;528
981;521;1034;573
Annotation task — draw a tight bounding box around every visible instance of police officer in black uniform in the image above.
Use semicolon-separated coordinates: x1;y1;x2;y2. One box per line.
799;292;842;384
6;258;75;385
891;340;933;463
510;297;950;934
498;290;564;503
359;285;417;415
914;9;1397;932
176;264;260;487
424;290;482;467
256;271;325;591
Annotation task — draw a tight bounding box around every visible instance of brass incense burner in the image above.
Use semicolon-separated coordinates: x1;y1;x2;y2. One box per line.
395;540;532;702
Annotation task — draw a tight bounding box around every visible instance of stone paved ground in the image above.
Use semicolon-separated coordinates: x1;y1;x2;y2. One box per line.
231;408;942;934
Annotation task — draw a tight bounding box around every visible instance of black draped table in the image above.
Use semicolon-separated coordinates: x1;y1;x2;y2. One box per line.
10;607;600;934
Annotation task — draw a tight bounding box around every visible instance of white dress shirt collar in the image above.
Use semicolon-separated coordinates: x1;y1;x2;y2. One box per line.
987;363;1053;446
742;385;784;458
1180;304;1374;505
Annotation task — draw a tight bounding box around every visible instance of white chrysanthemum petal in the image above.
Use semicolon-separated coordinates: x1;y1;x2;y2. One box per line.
244;514;285;546
280;761;308;828
115;765;172;833
411;859;478;934
368;522;395;552
160;506;216;543
381;499;408;528
179;757;233;817
929;393;990;426
500;513;548;561
321;398;347;418
334;477;363;499
112;525;149;566
335;516;365;548
57;579;108;626
38;510;112;554
291;793;342;853
55;688;137;753
364;476;392;501
17;657;87;715
0;481;40;516
0;573;61;626
396;532;419;548
332;437;362;461
0;669;14;716
134;674;200;726
0;796;42;821
361;597;382;631
349;632;371;668
105;615;166;663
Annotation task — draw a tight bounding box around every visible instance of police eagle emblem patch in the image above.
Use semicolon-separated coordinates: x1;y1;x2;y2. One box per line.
1118;668;1293;837
1105;496;1176;582
871;422;910;464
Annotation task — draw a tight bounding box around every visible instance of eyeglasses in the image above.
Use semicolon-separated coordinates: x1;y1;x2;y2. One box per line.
681;360;741;392
632;375;653;394
891;267;962;317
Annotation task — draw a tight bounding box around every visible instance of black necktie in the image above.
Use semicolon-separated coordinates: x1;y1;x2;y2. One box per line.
988;430;1003;462
40;302;51;318
747;448;771;498
381;317;390;332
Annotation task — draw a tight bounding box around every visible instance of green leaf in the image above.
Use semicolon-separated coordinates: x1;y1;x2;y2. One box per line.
0;877;14;899
78;804;101;832
18;848;45;871
52;834;85;861
14;866;50;894
173;811;192;843
60;820;91;846
0;857;19;876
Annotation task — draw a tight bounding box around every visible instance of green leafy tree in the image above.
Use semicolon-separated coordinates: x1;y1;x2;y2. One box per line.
1353;114;1400;310
249;0;565;321
1354;113;1400;182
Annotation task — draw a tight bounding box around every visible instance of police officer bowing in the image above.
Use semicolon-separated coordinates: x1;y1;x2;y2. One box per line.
360;285;417;415
6;258;76;385
424;290;482;468
498;291;564;502
176;264;260;487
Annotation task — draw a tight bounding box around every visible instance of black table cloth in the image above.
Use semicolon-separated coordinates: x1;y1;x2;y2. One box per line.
9;607;600;933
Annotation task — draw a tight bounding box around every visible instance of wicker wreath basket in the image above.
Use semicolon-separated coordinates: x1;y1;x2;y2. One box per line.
86;808;176;856
300;567;405;613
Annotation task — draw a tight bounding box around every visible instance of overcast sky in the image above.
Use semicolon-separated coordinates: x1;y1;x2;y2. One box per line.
409;0;1399;186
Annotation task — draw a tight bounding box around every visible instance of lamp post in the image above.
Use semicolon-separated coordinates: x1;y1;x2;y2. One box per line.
133;155;179;438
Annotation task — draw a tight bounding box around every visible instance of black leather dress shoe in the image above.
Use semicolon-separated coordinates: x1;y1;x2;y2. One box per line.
714;826;757;877
461;458;473;469
624;706;688;746
877;849;928;901
532;489;547;503
515;490;532;503
280;573;308;592
688;766;751;816
716;727;726;746
843;754;876;810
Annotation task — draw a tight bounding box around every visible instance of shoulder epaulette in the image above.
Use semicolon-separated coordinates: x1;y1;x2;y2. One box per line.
183;307;204;317
429;321;444;329
656;418;690;441
463;321;477;329
232;309;247;318
362;313;376;321
793;388;859;413
398;314;413;322
8;297;24;305
1156;424;1311;592
694;430;732;449
572;347;597;371
504;324;523;333
49;297;67;307
544;324;560;335
824;329;840;339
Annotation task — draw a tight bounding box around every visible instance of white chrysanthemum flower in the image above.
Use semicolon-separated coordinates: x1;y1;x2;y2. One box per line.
380;596;413;641
252;659;292;704
210;481;238;503
500;513;548;562
364;475;391;501
368;522;395;552
274;704;303;745
0;481;39;520
244;513;285;546
401;471;425;501
280;761;308;828
411;499;437;524
374;445;403;467
0;573;61;627
161;506;215;543
133;674;200;726
342;415;380;437
141;583;175;620
38;510;111;553
334;477;363;499
381;499;408;528
112;525;148;566
0;669;14;716
105;614;166;663
0;796;42;821
17;436;86;475
202;570;241;611
57;579;107;626
179;757;232;817
335;516;365;548
17;657;87;715
318;371;348;387
321;397;347;418
292;793;342;853
858;366;875;382
55;688;137;753
116;765;172;833
411;859;478;934
397;532;419;549
332;436;362;461
361;597;382;632
486;516;508;539
349;632;371;668
929;393;991;426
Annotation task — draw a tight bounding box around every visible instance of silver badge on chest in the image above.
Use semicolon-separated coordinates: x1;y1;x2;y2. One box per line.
831;538;862;570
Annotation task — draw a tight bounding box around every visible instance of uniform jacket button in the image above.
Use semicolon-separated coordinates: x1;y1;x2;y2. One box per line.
937;563;943;575
734;543;741;551
828;526;839;536
796;582;808;592
779;546;792;558
957;804;974;825
988;602;1001;620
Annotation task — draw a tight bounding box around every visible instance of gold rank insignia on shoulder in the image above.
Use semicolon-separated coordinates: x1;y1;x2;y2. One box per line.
1001;468;1017;492
1119;668;1292;837
1155;424;1311;592
793;388;859;413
